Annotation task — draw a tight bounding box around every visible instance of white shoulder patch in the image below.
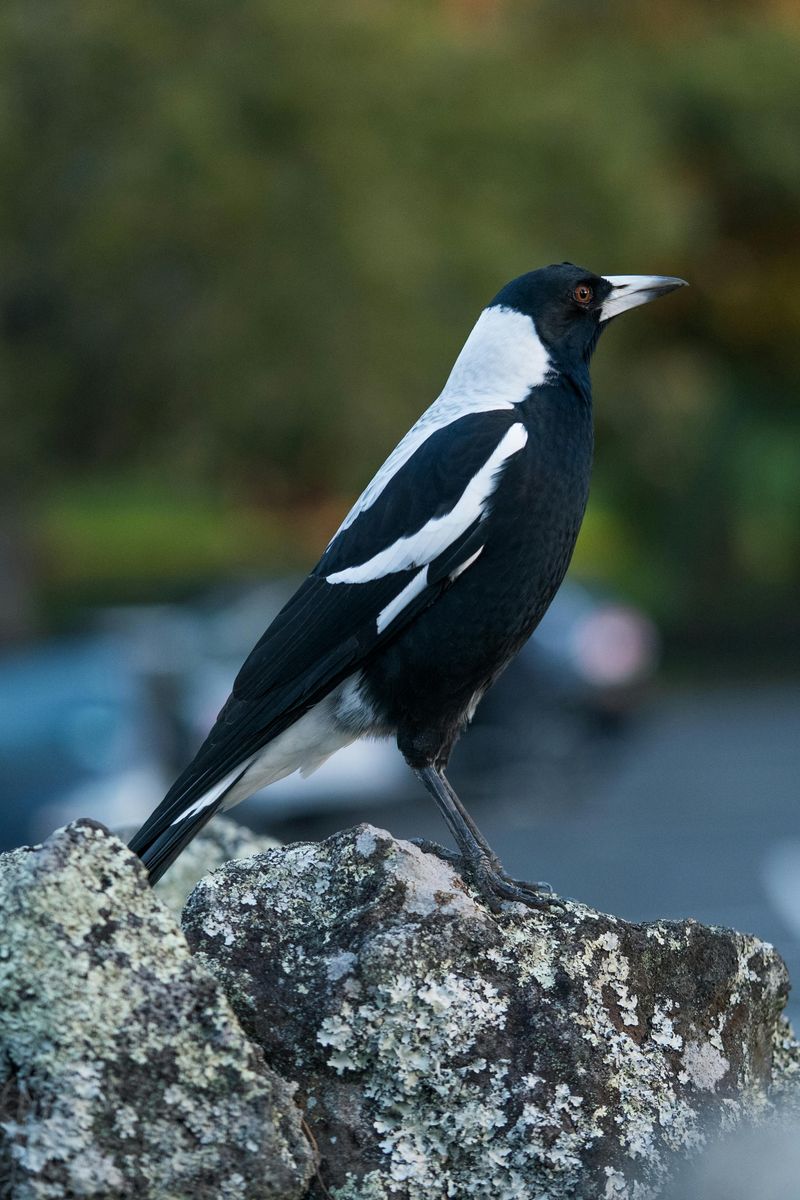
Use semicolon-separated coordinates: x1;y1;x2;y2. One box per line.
331;306;552;538
326;421;528;587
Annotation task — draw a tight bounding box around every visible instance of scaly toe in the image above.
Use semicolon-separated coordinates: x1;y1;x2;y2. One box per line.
408;838;462;866
502;874;553;894
466;859;561;913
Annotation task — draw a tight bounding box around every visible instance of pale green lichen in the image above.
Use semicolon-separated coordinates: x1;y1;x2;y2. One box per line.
565;925;705;1171
318;967;512;1191
681;1042;729;1091
184;824;798;1200
0;820;311;1199
770;1017;800;1114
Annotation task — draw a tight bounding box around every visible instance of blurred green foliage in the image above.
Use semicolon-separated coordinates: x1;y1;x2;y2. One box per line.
1;0;799;638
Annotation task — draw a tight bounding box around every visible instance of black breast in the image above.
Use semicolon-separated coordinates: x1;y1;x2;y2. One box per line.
363;379;594;767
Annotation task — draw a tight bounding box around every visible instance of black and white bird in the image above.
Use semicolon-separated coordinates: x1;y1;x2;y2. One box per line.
130;263;686;906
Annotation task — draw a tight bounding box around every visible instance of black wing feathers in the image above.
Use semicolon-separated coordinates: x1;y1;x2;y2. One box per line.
319;411;516;576
130;572;431;859
130;409;520;873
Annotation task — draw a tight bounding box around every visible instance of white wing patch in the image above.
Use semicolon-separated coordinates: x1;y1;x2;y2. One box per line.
376;566;429;634
376;544;485;634
326;422;528;587
332;306;552;539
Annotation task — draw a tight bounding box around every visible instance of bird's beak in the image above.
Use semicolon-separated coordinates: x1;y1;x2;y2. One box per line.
599;274;688;322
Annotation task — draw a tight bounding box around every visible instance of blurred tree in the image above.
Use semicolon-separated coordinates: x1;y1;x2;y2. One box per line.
0;0;798;639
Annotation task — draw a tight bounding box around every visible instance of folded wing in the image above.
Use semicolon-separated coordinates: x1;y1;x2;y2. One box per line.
129;410;527;866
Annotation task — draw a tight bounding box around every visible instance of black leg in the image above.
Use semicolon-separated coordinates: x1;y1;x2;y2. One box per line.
437;770;552;893
413;766;556;912
436;770;504;868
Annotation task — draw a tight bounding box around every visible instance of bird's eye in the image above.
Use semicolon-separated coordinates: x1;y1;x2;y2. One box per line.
573;283;593;306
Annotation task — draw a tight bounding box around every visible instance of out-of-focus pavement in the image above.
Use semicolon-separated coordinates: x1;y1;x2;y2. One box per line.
263;682;800;1024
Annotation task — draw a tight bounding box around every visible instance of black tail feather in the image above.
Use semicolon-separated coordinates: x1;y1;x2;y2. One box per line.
129;799;227;885
128;754;253;885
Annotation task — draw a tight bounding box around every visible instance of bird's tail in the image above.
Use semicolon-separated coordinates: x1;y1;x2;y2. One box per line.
128;801;221;885
128;764;250;885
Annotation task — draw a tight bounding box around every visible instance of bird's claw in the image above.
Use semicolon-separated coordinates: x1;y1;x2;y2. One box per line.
500;873;553;894
408;838;462;865
411;840;557;912
478;855;553;895
469;863;560;912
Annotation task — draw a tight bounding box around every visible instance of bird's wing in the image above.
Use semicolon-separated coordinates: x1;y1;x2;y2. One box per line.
130;409;527;853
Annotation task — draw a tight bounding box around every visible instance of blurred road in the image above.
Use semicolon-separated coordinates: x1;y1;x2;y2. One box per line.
264;682;800;1023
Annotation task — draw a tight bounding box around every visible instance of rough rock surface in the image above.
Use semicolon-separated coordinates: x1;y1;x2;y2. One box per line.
0;820;312;1200
183;824;798;1200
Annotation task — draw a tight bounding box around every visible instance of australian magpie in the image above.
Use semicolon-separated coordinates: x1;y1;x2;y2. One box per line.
129;263;686;907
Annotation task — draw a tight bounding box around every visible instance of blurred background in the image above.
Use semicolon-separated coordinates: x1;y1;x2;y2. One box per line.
1;1;800;1008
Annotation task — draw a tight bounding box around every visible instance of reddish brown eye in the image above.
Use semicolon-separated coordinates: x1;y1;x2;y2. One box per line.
573;283;593;305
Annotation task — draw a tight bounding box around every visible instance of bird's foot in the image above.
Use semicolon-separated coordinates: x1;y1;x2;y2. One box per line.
411;840;557;912
495;870;553;895
470;864;559;913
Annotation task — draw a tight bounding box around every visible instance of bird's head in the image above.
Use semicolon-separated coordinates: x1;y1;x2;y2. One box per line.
490;262;687;370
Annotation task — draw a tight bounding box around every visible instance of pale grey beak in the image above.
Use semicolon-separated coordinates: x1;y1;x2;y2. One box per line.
600;274;688;322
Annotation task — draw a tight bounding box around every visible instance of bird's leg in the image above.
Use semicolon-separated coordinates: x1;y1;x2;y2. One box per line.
435;770;509;870
408;773;487;866
413;766;555;912
437;770;552;893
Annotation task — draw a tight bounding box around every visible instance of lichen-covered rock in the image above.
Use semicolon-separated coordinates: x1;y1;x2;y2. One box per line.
0;820;313;1200
183;824;798;1200
770;1015;800;1114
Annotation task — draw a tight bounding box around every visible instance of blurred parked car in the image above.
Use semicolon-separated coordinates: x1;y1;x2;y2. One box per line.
0;634;167;850
453;582;659;804
0;577;659;849
494;581;659;721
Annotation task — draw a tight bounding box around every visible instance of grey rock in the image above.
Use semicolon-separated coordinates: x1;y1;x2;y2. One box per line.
183;824;800;1200
0;820;313;1200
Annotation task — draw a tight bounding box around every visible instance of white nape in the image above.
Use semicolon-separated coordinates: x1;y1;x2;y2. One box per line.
326;422;527;585
331;305;551;538
441;304;553;403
